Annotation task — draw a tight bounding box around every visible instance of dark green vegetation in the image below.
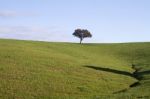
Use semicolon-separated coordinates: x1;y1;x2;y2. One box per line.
0;39;150;99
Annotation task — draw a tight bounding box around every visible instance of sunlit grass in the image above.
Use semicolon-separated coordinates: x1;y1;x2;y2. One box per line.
0;39;150;98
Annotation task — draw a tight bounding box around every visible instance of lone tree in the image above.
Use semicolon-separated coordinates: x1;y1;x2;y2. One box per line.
73;29;92;44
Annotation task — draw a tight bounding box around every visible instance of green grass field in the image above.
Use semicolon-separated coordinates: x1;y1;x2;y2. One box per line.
0;39;150;99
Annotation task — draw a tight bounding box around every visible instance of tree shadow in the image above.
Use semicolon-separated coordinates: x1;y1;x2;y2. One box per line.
84;65;134;78
138;70;150;75
84;65;150;79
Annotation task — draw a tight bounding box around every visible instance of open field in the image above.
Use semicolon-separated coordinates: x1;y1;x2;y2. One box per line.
0;39;150;99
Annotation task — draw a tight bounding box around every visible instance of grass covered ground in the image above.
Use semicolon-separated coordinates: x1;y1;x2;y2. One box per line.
0;39;150;99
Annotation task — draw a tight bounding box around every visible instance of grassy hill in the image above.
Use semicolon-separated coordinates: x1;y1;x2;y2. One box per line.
0;39;150;99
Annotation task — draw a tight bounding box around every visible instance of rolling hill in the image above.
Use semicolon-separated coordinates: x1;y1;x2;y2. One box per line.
0;39;150;99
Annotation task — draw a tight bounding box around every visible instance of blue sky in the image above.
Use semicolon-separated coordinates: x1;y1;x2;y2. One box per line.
0;0;149;43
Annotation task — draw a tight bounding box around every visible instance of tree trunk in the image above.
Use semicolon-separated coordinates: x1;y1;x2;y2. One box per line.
80;39;82;44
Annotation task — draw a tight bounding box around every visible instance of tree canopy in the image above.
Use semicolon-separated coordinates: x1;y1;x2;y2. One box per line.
73;29;92;44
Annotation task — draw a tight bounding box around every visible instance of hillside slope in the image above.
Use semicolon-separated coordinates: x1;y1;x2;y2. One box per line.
0;39;150;98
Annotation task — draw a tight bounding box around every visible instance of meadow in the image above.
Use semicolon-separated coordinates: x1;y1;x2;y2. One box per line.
0;39;150;99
